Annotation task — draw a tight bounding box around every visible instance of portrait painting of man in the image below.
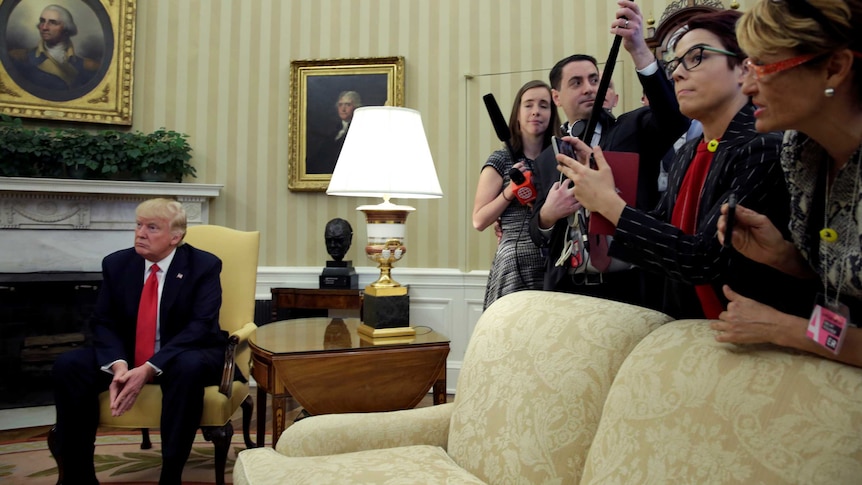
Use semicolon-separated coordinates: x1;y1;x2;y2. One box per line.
304;73;389;175
288;56;404;191
1;0;112;102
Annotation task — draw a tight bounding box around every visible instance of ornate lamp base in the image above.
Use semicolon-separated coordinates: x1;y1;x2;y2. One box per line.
358;201;414;333
362;285;410;330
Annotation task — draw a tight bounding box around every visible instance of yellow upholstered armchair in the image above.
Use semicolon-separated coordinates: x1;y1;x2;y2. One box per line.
48;225;260;485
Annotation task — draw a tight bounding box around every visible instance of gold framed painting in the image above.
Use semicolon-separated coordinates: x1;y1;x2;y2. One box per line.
0;0;136;125
289;56;404;192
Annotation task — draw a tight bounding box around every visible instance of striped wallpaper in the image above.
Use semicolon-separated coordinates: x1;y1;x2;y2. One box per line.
131;0;750;272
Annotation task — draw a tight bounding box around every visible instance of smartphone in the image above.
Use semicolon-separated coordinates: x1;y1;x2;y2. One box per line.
551;136;576;160
724;193;737;249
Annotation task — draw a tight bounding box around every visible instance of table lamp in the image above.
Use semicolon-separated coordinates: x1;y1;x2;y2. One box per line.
326;106;443;337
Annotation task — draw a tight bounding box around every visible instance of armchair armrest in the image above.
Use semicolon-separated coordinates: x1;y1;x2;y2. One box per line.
276;402;454;457
231;321;257;342
219;321;257;396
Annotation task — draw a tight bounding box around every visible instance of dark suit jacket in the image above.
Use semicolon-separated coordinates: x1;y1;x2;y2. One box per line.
529;68;690;292
308;122;349;174
91;243;226;371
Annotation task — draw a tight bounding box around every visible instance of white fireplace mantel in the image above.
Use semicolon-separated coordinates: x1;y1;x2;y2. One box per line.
0;176;222;272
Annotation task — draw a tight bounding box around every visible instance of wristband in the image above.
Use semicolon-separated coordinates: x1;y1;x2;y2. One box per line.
502;184;513;201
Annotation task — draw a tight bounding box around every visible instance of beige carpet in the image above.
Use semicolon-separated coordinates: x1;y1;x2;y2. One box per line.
0;430;258;484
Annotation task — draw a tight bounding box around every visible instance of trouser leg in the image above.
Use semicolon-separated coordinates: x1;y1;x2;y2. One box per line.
52;347;111;484
157;348;222;485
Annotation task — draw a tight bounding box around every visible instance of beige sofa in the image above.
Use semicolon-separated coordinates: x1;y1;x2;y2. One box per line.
234;291;862;484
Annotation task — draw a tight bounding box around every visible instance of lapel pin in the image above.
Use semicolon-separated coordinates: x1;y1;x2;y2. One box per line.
176;273;184;279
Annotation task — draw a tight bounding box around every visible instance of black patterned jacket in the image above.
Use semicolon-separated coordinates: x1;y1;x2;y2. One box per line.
610;103;817;318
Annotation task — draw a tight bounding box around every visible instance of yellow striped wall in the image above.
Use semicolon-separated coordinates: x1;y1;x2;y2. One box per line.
132;0;752;271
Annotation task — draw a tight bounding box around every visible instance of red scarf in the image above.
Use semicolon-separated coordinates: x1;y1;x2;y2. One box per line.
670;140;723;319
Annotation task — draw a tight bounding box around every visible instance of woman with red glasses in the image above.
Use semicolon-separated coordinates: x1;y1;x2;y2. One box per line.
714;0;862;367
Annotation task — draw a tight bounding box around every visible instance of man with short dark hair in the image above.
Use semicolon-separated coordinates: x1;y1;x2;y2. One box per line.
529;0;690;307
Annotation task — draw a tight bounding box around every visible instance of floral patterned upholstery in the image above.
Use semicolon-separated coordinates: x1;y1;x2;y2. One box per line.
581;320;862;485
234;291;671;484
235;445;486;484
445;291;671;483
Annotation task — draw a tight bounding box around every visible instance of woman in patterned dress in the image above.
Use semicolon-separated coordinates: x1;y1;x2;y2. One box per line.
714;0;862;367
473;80;560;310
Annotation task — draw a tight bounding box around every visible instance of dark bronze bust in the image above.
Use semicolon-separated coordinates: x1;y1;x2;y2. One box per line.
324;218;353;262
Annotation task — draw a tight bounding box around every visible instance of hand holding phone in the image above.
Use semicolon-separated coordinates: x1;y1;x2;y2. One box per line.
551;136;576;160
723;193;737;249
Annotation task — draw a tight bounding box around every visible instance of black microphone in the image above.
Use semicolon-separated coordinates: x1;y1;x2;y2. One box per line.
482;93;517;160
483;93;536;205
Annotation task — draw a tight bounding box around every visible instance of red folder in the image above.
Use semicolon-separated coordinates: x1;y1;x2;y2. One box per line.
588;151;639;235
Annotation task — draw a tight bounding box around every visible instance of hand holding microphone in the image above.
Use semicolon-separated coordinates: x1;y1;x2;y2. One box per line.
508;165;537;205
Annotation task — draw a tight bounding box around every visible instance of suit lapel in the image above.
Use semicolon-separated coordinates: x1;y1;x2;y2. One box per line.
125;253;147;310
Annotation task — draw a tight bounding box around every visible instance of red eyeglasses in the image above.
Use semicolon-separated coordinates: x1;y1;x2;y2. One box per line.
742;54;819;80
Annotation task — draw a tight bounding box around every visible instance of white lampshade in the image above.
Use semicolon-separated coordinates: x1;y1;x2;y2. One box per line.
326;107;443;200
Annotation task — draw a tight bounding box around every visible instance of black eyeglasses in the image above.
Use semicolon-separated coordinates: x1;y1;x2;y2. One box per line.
771;0;848;42
663;45;738;79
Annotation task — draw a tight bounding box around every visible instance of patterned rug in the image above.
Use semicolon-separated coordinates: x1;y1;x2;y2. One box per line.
0;430;260;484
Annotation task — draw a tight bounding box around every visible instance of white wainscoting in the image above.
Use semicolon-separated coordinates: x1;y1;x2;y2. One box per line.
0;266;489;430
257;266;490;395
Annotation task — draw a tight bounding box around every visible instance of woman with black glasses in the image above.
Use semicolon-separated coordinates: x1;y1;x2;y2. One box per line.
556;8;814;320
714;0;862;367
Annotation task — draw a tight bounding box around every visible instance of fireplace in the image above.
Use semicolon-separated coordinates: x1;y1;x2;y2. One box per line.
0;177;221;409
0;272;101;409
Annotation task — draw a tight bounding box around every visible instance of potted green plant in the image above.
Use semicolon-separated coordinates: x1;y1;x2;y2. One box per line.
0;116;196;182
0;116;57;177
133;128;196;182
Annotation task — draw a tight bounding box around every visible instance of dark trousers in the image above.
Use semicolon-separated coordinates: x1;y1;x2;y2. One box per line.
52;346;222;485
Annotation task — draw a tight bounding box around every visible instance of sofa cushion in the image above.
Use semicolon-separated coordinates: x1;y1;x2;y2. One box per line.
447;291;672;484
233;445;486;485
581;319;862;484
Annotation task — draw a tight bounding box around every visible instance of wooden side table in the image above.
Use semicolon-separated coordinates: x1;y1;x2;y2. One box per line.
270;287;362;322
250;317;450;447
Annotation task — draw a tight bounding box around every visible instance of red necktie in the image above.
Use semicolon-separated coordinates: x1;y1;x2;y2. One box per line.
670;141;723;319
134;264;160;368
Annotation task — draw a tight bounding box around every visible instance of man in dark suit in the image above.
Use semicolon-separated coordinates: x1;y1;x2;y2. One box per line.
529;1;691;308
52;198;226;485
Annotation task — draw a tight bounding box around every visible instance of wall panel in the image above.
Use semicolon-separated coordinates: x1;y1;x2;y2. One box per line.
130;0;751;272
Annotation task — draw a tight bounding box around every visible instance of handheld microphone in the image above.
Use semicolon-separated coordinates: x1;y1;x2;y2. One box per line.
483;93;536;205
508;167;536;205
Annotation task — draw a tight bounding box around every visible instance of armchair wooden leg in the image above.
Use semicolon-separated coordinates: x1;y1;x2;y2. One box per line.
140;428;152;449
47;425;63;485
202;423;233;485
241;394;255;448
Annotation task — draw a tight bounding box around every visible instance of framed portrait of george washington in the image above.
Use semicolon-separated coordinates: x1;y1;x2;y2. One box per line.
289;56;405;192
0;0;135;125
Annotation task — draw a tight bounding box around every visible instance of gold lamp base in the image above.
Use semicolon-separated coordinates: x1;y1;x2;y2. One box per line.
358;200;413;329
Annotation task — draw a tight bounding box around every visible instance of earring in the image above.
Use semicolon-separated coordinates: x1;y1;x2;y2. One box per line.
825;87;835;97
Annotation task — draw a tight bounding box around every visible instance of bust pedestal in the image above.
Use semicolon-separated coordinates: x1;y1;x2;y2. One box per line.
319;260;358;289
